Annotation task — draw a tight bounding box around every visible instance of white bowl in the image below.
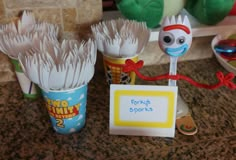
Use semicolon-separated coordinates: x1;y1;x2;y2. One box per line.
211;32;236;74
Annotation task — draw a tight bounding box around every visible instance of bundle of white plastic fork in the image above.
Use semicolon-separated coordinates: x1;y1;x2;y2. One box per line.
0;10;58;36
18;38;97;91
91;18;150;58
0;10;59;58
0;32;57;58
0;10;36;35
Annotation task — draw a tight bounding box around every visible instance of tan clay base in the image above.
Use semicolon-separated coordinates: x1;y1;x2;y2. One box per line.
176;113;198;136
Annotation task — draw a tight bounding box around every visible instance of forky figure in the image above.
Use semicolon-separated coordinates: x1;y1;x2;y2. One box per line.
123;15;236;135
158;15;197;135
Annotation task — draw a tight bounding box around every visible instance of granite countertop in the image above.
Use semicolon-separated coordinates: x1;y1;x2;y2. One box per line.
0;57;236;160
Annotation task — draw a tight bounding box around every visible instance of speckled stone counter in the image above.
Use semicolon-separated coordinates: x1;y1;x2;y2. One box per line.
0;57;236;160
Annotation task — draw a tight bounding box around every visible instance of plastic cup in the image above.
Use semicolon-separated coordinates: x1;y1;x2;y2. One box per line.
103;54;138;85
41;84;88;134
10;57;41;99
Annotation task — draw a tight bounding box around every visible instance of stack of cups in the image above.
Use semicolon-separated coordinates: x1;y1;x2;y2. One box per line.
91;18;150;85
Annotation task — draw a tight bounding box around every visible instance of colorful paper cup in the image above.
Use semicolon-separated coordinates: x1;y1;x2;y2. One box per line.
103;54;138;85
41;84;88;134
10;57;41;99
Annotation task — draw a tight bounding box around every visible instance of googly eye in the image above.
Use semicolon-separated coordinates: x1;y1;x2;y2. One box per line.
161;32;175;46
177;36;186;45
164;36;171;43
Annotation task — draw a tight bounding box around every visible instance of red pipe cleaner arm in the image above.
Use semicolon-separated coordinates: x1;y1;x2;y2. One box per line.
123;59;236;90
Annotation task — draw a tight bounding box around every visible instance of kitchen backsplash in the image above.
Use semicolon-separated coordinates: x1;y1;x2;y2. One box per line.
0;0;103;39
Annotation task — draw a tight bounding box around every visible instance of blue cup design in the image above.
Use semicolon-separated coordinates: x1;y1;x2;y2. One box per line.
41;85;87;134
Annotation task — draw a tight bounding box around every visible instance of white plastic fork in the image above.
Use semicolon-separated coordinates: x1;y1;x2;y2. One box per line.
119;37;138;58
104;38;121;57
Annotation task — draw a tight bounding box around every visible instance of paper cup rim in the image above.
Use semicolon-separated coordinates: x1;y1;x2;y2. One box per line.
41;84;88;93
103;53;138;60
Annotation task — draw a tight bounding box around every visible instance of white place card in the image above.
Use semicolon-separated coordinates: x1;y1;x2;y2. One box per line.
109;84;178;137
